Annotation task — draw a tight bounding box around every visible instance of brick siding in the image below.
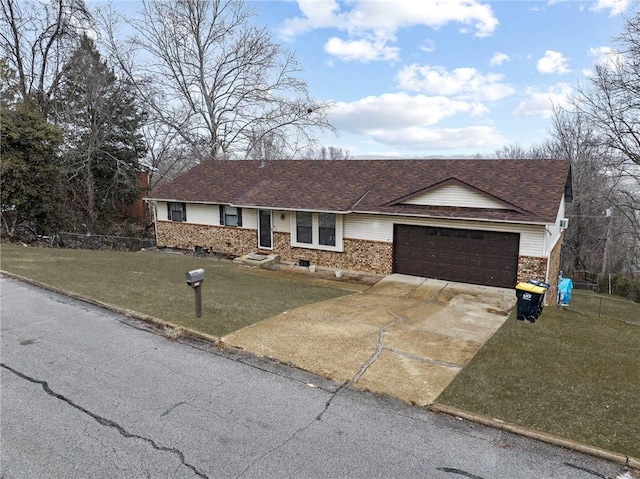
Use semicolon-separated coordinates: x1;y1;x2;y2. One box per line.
156;221;255;257
270;232;393;275
546;235;563;302
156;222;393;274
157;221;558;286
517;255;548;284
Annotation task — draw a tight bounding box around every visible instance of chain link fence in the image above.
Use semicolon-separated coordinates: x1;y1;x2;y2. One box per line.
566;290;640;325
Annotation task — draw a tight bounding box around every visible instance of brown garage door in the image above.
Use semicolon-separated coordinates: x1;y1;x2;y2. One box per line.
393;225;520;288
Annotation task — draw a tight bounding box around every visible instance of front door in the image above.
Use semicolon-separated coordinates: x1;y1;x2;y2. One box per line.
258;210;273;249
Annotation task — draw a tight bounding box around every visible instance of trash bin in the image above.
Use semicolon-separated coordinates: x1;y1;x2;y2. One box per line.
558;278;573;306
515;282;547;322
527;279;550;317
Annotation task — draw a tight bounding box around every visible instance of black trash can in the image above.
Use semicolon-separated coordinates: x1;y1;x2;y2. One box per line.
527;279;550;317
515;282;547;322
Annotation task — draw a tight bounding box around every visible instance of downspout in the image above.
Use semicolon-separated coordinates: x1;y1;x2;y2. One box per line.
543;225;550;282
151;201;159;247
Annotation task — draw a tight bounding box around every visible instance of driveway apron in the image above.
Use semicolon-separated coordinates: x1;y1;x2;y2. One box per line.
223;274;516;406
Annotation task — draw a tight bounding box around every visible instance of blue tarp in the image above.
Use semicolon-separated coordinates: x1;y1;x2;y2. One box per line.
559;278;573;305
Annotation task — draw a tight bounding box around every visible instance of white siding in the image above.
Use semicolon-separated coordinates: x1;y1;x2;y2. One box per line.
403;183;509;209
344;213;546;256
155;202;167;220
544;196;566;256
187;204;218;225
153;202;256;228
242;209;257;230
272;210;291;233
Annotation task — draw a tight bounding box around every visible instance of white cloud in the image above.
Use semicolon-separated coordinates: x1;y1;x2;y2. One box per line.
512;83;573;118
330;93;488;133
364;126;507;149
590;0;629;16
490;52;510;66
582;46;622;77
282;0;498;38
324;36;400;62
280;0;343;37
396;64;515;101
420;40;436;53
280;0;498;62
589;46;621;67
537;50;571;74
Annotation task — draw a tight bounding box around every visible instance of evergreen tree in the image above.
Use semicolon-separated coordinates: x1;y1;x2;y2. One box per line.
54;35;147;233
1;96;65;239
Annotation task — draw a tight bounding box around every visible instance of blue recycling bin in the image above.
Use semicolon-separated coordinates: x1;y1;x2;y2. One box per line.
559;278;573;306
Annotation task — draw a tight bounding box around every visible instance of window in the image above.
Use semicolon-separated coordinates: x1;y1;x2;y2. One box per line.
296;212;313;244
318;213;336;246
219;205;242;227
292;212;342;251
168;202;186;222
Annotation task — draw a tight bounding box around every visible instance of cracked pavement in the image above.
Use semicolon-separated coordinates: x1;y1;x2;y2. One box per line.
223;274;517;405
0;277;630;478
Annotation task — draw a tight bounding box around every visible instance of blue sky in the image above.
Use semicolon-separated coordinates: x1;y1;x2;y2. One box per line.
244;0;631;158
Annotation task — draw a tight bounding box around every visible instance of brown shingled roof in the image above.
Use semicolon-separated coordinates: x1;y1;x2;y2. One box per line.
147;159;571;224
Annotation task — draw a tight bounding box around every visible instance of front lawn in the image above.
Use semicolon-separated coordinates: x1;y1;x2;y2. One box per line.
0;244;351;337
437;299;640;459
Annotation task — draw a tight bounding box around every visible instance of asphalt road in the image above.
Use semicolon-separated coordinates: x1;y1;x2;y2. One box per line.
0;277;630;479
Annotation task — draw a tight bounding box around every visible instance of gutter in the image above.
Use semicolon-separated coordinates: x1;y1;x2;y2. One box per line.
145;198;556;226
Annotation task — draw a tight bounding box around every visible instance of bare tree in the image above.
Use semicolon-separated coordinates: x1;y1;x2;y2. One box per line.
0;0;92;116
575;8;640;166
493;142;553;159
303;145;352;160
571;7;640;273
100;0;334;160
545;107;612;274
143;122;202;191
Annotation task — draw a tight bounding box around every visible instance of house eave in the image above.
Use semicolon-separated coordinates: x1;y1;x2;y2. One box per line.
145;198;352;215
146;198;556;225
351;209;554;226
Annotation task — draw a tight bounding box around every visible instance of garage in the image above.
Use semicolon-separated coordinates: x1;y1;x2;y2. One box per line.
393;224;520;288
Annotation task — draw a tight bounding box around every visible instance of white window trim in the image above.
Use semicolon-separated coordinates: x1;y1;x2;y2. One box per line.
291;212;343;252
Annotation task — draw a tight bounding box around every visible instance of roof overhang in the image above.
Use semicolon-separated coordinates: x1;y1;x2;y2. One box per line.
146;198;556;225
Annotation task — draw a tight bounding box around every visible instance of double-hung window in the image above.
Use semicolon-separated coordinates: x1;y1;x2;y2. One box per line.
292;212;342;251
219;205;242;227
318;213;336;247
296;212;313;244
167;202;186;222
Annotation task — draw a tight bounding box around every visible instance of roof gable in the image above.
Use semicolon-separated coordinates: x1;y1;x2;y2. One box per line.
389;178;525;211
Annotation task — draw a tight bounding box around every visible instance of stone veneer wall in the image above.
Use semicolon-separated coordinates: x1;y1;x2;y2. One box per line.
517;255;548;285
158;221;557;285
546;234;563;302
269;232;393;275
156;221;256;257
156;222;393;274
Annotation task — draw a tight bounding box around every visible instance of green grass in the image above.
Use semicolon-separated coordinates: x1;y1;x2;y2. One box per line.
0;243;351;337
437;301;640;459
4;243;639;458
569;290;640;325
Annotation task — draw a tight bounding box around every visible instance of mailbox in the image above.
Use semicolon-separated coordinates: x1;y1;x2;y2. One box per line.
186;268;205;286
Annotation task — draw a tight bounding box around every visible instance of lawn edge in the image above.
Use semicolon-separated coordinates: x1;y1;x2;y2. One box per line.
0;270;221;346
4;270;638;470
429;402;640;469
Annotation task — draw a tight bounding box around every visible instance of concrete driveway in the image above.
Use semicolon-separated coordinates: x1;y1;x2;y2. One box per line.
223;274;516;406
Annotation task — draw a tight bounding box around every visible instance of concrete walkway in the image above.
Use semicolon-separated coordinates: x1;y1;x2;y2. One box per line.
223;274;516;406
